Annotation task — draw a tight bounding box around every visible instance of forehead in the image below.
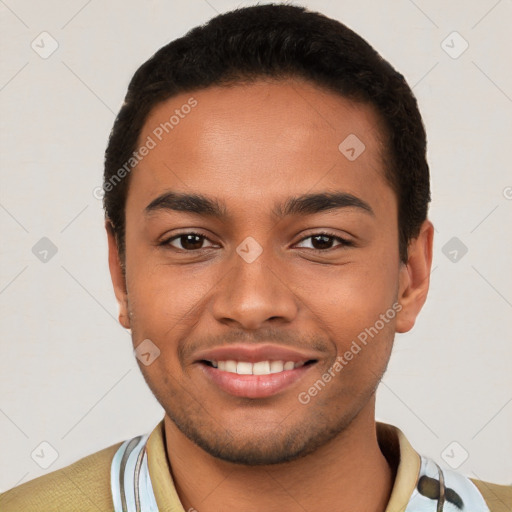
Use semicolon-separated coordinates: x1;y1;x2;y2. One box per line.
127;78;393;218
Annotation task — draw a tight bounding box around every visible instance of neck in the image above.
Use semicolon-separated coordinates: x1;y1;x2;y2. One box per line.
163;397;396;512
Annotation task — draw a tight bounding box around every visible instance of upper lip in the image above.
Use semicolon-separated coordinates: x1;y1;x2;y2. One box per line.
193;343;322;364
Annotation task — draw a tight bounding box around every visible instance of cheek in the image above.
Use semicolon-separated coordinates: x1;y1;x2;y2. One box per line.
290;260;399;332
125;257;208;344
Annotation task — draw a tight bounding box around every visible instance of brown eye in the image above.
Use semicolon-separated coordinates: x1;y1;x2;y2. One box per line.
165;232;216;251
295;232;351;251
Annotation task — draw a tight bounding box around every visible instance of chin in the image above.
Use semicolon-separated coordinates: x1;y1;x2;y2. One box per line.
168;406;353;466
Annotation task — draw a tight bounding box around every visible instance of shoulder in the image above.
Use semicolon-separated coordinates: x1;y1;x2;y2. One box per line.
0;441;122;512
469;478;512;512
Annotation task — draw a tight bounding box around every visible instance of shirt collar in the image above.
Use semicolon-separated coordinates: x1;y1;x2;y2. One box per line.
377;422;421;512
146;419;421;512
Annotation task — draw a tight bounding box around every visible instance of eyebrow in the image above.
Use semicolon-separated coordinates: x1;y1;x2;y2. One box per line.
144;191;374;218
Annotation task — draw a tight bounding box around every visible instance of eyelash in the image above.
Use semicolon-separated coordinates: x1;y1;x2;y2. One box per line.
160;230;353;253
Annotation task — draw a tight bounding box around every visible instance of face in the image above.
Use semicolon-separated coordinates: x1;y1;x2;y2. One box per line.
107;78;432;465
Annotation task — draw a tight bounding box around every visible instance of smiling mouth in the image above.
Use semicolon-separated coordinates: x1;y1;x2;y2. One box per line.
200;359;317;375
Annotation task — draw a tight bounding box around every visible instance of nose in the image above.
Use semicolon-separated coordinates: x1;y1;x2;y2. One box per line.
210;247;299;330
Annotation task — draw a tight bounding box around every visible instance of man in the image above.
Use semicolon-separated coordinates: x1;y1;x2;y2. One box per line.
1;3;510;511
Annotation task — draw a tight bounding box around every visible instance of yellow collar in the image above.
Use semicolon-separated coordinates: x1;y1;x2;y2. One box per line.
146;419;421;512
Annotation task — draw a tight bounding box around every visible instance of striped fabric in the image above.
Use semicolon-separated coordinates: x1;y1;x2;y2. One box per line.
110;434;159;512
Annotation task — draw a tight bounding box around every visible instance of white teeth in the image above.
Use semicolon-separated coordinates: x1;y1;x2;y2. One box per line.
209;360;307;375
252;361;270;375
269;361;284;373
225;360;237;373
236;361;253;375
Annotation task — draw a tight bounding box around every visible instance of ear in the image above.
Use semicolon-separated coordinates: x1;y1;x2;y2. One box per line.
395;219;434;333
106;220;131;329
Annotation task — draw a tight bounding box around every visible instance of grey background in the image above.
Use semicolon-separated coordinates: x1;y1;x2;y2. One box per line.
1;0;511;491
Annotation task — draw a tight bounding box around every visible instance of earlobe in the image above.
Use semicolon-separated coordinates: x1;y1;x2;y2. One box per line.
395;220;434;333
106;221;131;329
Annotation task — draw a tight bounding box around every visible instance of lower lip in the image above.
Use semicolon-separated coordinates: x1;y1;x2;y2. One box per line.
199;363;315;399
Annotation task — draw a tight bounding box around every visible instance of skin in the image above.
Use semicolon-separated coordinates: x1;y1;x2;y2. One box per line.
107;78;433;512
